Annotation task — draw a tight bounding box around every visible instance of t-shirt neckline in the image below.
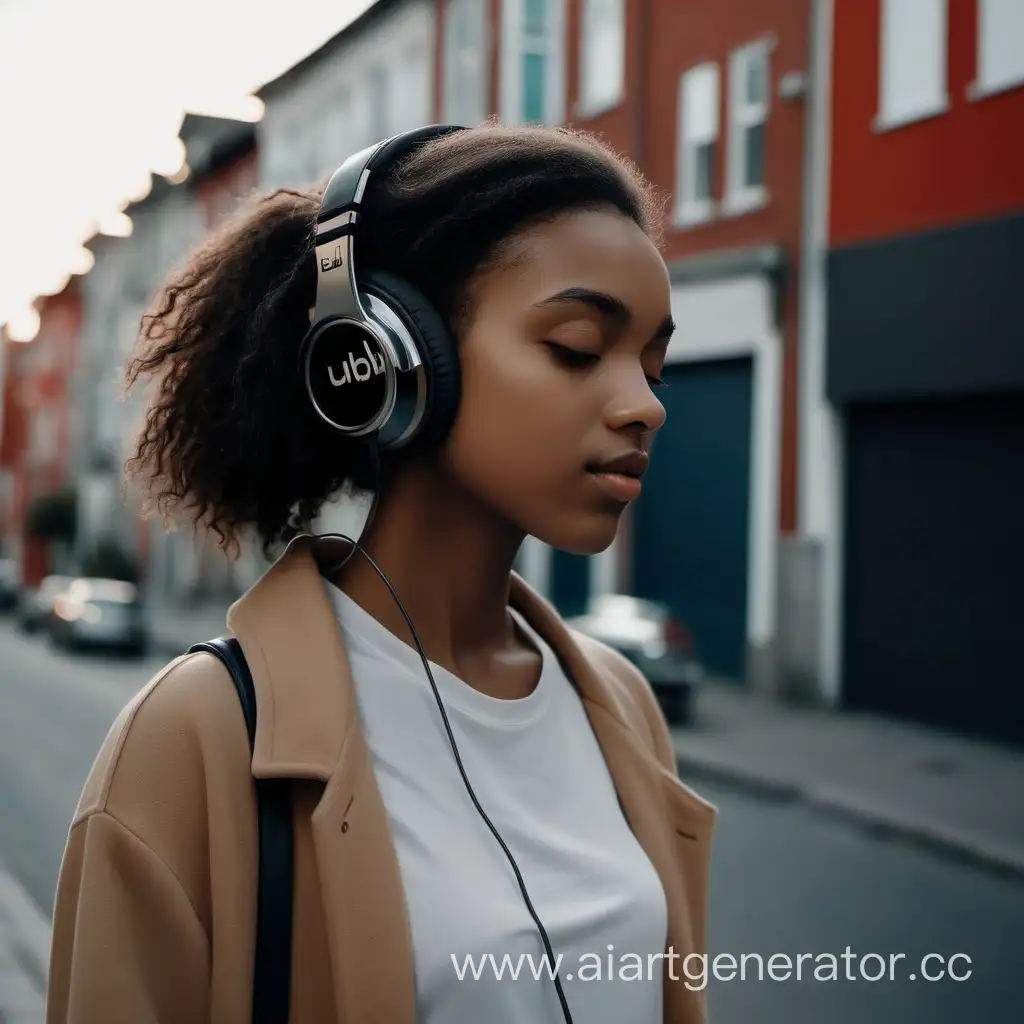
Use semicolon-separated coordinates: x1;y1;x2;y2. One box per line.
327;580;553;728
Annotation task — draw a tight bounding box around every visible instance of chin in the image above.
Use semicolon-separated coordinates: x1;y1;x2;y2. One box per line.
537;509;623;556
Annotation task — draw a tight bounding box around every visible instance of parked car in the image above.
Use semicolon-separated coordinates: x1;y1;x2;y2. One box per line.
48;577;149;656
15;574;72;633
0;559;17;612
566;594;704;725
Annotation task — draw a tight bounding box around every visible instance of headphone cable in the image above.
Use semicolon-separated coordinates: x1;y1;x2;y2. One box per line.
330;533;575;1024
321;438;573;1022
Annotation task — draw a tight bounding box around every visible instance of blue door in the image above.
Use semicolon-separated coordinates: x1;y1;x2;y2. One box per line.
632;357;753;681
549;548;590;618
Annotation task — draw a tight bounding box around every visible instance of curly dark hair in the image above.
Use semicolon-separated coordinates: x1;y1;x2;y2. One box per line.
123;120;666;556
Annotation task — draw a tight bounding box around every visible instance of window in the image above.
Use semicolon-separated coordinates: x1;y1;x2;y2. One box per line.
500;0;565;125
522;0;549;121
973;0;1024;97
726;40;769;213
578;0;625;114
443;0;488;124
876;0;948;129
675;63;719;226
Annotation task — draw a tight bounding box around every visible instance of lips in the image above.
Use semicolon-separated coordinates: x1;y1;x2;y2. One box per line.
588;449;649;479
586;449;649;503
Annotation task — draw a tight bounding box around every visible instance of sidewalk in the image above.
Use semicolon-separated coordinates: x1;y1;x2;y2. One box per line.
670;682;1024;878
0;868;49;1024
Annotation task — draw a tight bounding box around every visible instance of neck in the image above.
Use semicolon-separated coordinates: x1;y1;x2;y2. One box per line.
332;460;525;666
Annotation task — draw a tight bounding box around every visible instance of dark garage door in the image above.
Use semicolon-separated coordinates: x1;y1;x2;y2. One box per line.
844;394;1024;746
632;357;753;680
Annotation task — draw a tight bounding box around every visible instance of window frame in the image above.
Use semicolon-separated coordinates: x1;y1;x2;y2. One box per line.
674;61;720;228
724;38;770;215
577;0;625;117
442;0;489;125
969;0;1024;100
500;0;566;126
874;0;949;132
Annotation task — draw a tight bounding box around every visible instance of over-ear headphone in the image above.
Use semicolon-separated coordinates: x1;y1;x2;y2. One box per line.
298;124;467;455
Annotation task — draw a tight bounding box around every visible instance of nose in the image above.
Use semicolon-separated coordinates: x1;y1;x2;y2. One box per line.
605;365;667;436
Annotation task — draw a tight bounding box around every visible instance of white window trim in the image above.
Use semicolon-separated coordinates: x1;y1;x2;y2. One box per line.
576;0;626;118
724;39;771;217
967;0;1024;101
500;0;567;126
674;62;719;228
874;0;949;132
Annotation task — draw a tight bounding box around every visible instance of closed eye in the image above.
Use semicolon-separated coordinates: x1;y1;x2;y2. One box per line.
545;341;600;369
545;342;669;389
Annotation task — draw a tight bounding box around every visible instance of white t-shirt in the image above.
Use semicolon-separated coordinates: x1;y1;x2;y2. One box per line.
328;583;668;1024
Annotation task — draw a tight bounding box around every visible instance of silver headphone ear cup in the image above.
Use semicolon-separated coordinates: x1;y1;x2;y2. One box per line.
301;317;397;436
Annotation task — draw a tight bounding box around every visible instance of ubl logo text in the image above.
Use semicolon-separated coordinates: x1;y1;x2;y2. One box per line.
329;339;386;387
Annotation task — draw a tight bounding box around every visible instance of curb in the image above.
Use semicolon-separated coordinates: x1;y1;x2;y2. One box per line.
0;866;50;1000
672;750;1024;883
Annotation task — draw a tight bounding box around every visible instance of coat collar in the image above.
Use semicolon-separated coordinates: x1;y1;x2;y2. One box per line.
225;532;663;781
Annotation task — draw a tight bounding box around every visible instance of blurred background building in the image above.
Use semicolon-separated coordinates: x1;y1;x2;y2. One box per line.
1;0;1022;747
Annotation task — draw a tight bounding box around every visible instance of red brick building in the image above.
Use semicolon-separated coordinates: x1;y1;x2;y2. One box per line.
821;0;1024;744
435;0;812;689
1;280;82;586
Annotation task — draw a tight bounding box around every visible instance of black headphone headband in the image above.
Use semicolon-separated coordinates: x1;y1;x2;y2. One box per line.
311;125;465;327
301;125;466;448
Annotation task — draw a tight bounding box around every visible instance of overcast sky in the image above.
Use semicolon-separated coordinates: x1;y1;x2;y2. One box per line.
0;0;375;336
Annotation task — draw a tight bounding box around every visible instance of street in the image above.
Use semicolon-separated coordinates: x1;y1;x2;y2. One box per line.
1;620;1022;1023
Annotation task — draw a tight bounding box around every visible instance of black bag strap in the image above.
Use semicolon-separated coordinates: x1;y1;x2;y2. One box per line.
189;637;293;1024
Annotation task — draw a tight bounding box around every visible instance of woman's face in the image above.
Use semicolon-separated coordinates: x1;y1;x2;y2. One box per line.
441;207;674;554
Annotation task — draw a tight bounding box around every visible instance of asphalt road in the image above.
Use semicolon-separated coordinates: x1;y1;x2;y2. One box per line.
1;619;1022;1023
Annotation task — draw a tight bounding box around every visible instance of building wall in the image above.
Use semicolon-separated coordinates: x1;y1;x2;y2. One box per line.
643;0;810;536
195;148;260;230
0;280;80;585
455;0;810;688
821;0;1024;739
258;0;436;191
75;182;203;584
831;0;1024;246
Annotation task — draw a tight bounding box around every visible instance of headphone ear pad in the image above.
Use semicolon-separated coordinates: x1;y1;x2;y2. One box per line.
360;269;461;452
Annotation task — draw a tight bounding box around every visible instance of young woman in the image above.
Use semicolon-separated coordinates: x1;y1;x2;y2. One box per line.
46;121;716;1024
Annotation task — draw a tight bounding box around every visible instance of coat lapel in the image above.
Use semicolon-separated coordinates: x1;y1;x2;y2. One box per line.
227;535;418;1024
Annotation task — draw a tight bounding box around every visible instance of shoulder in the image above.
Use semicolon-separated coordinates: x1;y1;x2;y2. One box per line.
74;649;252;830
568;628;679;772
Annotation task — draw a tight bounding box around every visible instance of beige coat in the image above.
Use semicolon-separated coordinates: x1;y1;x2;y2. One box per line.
46;534;717;1023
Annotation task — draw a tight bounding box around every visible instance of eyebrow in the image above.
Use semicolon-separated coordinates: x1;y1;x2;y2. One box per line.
533;286;675;341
